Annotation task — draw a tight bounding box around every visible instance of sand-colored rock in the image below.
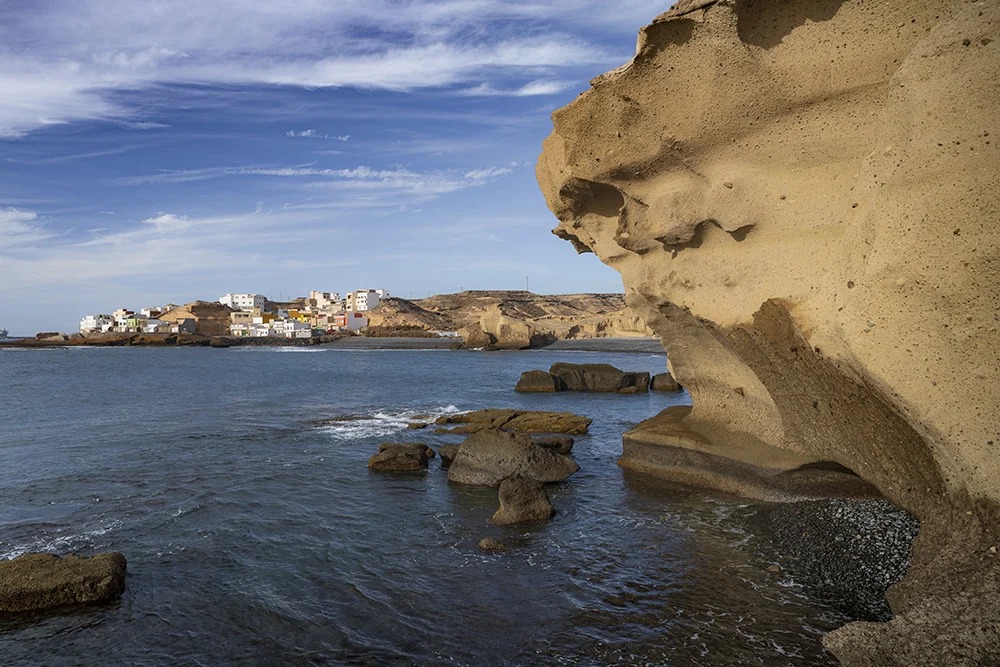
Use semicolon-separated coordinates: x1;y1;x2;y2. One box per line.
651;373;682;392
491;475;555;526
367;443;431;472
0;552;127;614
368;290;654;341
537;1;1000;663
447;430;580;487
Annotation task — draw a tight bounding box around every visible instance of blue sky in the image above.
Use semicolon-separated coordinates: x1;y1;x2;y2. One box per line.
0;1;665;334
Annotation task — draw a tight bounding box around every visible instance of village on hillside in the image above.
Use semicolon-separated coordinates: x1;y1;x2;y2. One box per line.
78;289;397;339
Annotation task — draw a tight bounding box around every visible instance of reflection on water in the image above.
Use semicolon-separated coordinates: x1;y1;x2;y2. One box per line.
0;347;847;665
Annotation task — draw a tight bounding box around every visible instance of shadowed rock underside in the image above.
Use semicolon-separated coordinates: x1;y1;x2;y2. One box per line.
537;0;1000;664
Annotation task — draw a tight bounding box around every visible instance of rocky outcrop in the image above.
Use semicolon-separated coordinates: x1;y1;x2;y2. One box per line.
435;409;591;435
0;552;127;614
491;476;555;525
549;362;650;393
447;430;580;487
651;372;682;392
516;363;650;393
515;370;565;393
367;443;432;472
537;0;1000;663
459;305;555;350
532;436;574;455
375;290;655;340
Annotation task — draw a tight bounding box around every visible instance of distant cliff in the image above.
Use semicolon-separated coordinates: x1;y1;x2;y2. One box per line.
537;0;999;663
366;291;653;347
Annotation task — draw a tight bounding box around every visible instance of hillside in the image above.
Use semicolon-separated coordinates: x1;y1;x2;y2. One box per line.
366;291;653;343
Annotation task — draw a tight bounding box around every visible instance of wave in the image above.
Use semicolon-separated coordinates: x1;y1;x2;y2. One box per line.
315;405;461;440
0;518;123;560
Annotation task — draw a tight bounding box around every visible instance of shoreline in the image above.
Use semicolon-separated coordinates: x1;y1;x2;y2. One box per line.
0;334;664;354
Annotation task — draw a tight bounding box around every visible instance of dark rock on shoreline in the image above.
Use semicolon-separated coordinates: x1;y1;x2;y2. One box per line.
516;363;651;394
747;499;919;621
492;476;555;525
368;443;432;472
438;443;460;468
0;552;127;614
447;430;579;487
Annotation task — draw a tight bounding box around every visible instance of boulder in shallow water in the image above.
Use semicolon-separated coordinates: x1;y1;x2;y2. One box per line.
448;429;579;486
438;443;460;468
368;443;430;472
515;370;564;393
492;475;555;525
0;552;127;614
651;372;682;392
548;362;649;393
477;537;506;552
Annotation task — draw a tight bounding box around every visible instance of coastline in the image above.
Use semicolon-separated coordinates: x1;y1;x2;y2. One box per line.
0;333;664;354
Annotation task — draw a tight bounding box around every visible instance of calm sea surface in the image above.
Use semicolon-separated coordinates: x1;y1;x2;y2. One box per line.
0;346;849;665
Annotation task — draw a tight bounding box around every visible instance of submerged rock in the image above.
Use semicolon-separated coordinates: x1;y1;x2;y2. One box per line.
0;552;127;614
477;537;506;552
491;476;555;525
447;430;579;487
368;443;431;472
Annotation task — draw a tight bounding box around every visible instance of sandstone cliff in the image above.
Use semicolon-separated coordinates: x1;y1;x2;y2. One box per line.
537;0;999;663
366;291;653;345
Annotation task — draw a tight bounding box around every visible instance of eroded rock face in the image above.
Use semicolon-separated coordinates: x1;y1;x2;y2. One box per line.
0;552;127;614
491;476;555;525
537;1;1000;663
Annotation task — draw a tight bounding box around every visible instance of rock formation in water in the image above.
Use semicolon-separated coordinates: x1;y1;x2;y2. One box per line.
537;0;999;663
0;552;127;614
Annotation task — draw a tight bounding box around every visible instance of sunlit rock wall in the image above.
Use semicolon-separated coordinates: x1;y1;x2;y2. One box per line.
537;0;999;663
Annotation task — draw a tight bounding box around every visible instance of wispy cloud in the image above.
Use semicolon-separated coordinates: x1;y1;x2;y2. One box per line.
287;129;351;141
0;1;643;136
461;80;573;97
0;208;55;247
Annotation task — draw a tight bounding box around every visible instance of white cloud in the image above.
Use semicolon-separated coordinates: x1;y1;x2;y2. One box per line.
0;208;55;247
0;0;641;135
286;130;352;140
461;79;573;97
287;129;320;138
142;213;188;229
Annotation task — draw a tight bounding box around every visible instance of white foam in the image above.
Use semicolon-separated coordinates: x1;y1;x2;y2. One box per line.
0;518;123;560
317;405;461;440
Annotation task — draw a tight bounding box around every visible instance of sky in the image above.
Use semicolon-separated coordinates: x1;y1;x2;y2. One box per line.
0;1;667;334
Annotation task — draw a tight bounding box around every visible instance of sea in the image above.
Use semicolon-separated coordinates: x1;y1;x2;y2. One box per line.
0;344;852;665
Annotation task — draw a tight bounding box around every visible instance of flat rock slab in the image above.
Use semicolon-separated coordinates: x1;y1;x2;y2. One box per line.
0;552;127;614
436;409;591;435
492;475;555;525
448;429;579;486
532;436;574;455
368;443;432;472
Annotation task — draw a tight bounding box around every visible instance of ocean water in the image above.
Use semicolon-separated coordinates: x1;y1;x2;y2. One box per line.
0;346;850;665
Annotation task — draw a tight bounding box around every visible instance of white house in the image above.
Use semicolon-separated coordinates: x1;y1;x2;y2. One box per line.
308;290;343;313
219;293;267;311
345;311;369;331
79;315;113;334
346;289;387;313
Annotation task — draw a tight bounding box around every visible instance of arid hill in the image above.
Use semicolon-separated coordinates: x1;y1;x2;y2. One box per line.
366;291;652;345
537;0;999;663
